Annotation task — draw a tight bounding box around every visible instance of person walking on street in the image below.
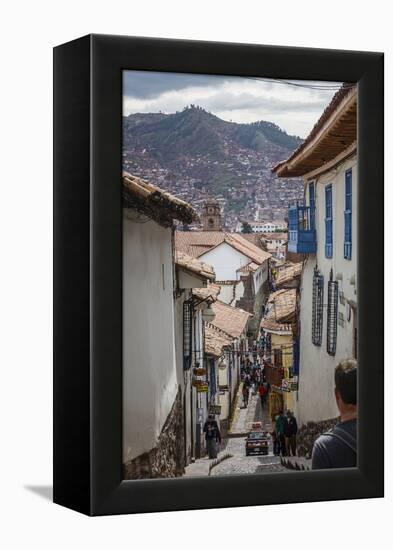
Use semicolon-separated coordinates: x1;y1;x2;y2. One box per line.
275;410;287;456
258;382;267;409
203;414;221;459
242;383;250;408
244;373;251;388
284;410;298;456
312;359;357;469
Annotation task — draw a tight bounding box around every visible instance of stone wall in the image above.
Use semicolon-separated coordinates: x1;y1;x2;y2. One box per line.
123;387;185;480
296;417;340;458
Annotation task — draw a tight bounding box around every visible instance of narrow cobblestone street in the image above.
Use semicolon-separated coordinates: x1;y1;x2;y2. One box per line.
211;386;289;476
185;385;292;477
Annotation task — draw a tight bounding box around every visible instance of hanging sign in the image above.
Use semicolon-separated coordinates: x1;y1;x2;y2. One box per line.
196;382;209;393
193;367;206;376
281;379;292;392
208;404;221;415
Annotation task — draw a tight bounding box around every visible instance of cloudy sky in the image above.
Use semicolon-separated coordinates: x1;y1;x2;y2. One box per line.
123;71;343;138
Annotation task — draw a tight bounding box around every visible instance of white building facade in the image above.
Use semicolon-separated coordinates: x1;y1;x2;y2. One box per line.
273;85;358;426
122;173;201;479
297;155;357;424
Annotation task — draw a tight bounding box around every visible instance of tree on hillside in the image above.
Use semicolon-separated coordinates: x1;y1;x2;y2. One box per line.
241;221;253;234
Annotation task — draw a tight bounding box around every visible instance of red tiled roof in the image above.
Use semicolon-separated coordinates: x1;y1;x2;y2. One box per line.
211;300;252;338
275;262;302;287
175;251;215;280
204;324;233;357
175;230;271;265
123;172;198;227
192;282;221;303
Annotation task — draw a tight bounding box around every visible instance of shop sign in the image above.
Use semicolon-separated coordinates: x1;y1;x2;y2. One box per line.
193;367;206;376
281;379;292;391
208;404;221;415
196;382;209;393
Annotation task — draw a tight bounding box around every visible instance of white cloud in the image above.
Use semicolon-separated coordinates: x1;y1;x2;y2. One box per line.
123;72;341;138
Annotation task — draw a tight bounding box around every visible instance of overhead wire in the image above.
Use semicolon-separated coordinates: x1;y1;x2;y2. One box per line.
243;77;356;91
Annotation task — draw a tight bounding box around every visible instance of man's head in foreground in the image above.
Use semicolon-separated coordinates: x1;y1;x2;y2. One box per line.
334;359;357;421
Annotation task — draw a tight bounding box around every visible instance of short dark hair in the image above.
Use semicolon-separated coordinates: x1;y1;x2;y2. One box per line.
335;359;357;405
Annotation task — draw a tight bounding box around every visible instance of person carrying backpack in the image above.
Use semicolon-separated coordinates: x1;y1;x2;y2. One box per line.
312;359;357;469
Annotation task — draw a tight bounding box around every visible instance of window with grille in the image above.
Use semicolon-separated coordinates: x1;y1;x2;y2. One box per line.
325;184;333;258
327;271;338;355
344;169;352;259
312;268;324;346
273;348;283;368
183;300;193;369
208;357;216;402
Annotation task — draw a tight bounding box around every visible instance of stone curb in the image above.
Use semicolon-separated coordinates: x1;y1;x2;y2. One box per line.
280;457;311;471
208;453;233;475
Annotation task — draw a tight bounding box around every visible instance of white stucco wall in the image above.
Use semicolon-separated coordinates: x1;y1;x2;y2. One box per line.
252;262;268;293
199;242;250;281
217;283;235;304
123;211;178;463
297;156;357;425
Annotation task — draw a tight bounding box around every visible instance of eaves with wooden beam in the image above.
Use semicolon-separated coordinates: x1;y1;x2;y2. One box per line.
272;85;357;178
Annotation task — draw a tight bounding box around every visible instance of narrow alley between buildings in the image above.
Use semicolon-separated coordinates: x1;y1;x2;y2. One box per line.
185;383;291;477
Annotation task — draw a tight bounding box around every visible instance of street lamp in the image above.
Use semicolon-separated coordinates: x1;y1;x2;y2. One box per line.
202;305;216;323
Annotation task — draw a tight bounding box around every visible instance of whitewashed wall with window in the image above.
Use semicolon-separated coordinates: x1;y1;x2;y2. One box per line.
297;155;357;425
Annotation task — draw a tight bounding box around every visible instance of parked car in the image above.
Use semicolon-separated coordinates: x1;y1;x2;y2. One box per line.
245;431;269;456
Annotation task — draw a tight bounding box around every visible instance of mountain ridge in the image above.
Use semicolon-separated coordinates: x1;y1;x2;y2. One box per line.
122;106;303;225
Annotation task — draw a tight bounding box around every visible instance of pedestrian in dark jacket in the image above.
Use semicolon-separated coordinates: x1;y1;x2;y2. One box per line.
203;415;221;459
284;410;298;456
242;384;250;407
275;411;287;456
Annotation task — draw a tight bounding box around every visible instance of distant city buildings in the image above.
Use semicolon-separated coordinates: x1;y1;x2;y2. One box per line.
235;220;287;233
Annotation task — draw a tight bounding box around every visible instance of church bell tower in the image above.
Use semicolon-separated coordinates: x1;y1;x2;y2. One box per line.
201;198;222;231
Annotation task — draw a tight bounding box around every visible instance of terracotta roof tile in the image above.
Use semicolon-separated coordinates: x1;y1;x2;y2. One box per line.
192;282;221;303
211;300;252;338
237;261;259;274
204;324;233;357
261;232;288;242
123;172;198;227
175;251;215;280
260;318;293;333
175;230;271;265
275;262;302;287
263;289;297;324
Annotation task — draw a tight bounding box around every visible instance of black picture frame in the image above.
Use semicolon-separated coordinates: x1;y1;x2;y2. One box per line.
53;34;384;516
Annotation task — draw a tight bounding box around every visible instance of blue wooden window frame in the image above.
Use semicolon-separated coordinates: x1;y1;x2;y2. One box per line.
344;169;352;259
325;184;333;258
309;181;315;230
